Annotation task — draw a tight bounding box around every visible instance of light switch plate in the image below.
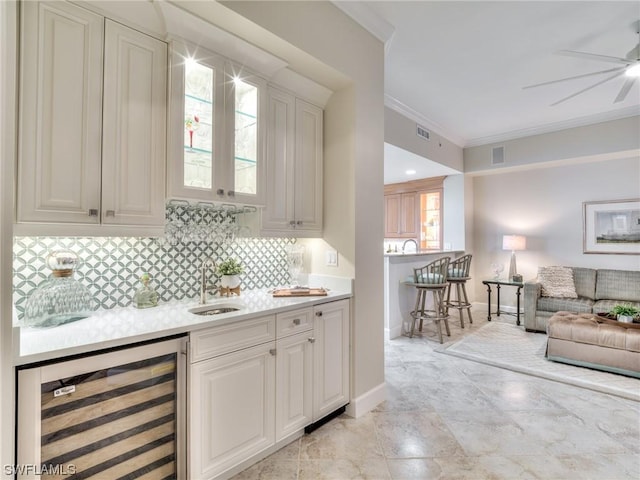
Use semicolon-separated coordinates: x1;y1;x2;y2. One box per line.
325;249;338;267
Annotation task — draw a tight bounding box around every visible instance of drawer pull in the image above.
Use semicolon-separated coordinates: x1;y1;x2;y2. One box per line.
315;311;323;317
88;209;98;217
293;318;301;325
308;337;316;344
269;348;277;356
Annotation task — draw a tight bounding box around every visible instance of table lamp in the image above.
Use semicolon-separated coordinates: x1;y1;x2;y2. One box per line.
502;234;526;281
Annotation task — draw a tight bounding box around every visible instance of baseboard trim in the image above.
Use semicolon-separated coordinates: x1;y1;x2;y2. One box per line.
345;382;386;418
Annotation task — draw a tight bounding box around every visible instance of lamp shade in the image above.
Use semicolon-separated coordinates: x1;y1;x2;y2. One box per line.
502;235;526;251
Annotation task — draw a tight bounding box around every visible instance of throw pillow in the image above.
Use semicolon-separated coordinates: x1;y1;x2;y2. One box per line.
538;266;578;298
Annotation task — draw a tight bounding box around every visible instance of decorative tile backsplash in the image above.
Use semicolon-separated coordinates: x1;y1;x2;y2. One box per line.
13;236;295;318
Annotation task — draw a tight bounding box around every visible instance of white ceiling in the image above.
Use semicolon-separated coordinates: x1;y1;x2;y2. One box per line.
336;1;640;182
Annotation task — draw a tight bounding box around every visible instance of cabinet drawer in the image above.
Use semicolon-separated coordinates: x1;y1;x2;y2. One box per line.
276;308;313;337
190;315;276;362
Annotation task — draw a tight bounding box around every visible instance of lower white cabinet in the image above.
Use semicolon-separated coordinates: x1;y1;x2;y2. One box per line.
189;299;350;479
313;299;350;420
190;341;276;480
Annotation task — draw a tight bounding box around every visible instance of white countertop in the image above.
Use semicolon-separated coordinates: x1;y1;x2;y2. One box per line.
15;280;352;366
384;249;464;259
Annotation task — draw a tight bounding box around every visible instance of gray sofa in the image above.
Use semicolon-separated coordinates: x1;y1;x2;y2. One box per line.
523;267;640;333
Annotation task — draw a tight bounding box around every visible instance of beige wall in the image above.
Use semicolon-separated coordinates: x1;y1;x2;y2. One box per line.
465;115;640;173
219;1;386;411
385;106;463;171
469;155;640;307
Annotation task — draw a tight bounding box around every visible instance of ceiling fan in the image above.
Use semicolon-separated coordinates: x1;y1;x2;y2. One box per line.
524;27;640;106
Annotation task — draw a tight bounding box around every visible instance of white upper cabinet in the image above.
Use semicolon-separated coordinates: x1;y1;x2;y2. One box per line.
168;42;266;205
18;1;104;225
17;1;167;234
261;87;323;236
102;20;167;226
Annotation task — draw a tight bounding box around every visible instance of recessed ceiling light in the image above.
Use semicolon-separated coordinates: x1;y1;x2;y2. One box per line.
406;169;416;175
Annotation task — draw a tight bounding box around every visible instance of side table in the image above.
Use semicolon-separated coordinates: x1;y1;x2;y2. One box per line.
482;278;524;326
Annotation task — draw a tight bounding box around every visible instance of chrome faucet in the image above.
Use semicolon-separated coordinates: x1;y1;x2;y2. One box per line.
200;257;219;304
402;239;419;254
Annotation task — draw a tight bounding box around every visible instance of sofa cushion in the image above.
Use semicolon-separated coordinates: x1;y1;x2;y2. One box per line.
537;296;594;313
538;266;578;298
548;312;640;353
572;267;597;300
596;269;640;303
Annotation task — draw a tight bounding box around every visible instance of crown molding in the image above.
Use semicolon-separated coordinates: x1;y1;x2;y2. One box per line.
384;94;465;148
331;1;395;44
465;106;640;148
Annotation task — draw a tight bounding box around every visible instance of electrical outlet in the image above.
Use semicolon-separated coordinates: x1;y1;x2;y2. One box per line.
325;249;338;267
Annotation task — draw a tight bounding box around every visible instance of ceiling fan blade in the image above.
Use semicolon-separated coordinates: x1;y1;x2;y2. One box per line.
523;66;626;89
557;50;630;65
614;77;638;103
550;71;625;106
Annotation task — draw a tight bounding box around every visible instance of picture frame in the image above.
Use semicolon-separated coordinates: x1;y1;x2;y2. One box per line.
583;199;640;255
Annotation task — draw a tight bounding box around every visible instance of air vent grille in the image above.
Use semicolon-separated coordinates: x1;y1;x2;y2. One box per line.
491;146;505;165
416;124;430;141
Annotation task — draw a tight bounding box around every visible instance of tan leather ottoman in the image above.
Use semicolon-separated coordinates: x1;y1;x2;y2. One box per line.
546;311;640;378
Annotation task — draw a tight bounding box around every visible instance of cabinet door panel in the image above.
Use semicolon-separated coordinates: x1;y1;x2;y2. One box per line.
400;192;418;237
262;87;295;231
313;300;350;420
276;332;313;441
294;99;323;231
190;343;275;479
18;1;103;224
102;20;166;226
384;194;400;236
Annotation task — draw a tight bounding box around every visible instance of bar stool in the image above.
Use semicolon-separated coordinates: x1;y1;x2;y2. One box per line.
446;254;473;328
407;256;451;343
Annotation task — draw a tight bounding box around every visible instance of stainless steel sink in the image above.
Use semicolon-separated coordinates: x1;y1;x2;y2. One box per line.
188;303;243;316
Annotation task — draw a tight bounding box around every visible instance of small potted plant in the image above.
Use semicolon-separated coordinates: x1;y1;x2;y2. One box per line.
610;304;640;323
217;258;244;289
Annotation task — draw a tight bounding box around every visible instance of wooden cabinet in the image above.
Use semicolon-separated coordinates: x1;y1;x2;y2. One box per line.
312;299;350;420
261;87;323;236
167;41;266;205
17;1;167;231
384;192;418;238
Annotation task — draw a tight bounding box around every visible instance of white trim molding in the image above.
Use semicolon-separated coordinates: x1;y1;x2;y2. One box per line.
345;382;386;418
331;1;395;45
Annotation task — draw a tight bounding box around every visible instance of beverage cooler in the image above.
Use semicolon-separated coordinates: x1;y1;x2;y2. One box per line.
16;336;187;479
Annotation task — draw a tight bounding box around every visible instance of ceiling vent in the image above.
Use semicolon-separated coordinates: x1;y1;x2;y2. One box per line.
491;146;505;165
416;124;430;141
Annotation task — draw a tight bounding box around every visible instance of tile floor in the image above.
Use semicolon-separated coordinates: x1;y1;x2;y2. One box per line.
232;308;640;479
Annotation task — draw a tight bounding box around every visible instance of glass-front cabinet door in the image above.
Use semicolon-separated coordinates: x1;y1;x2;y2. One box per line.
168;42;265;205
224;61;266;205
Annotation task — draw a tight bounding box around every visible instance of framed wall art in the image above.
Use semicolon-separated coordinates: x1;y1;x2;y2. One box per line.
583;199;640;255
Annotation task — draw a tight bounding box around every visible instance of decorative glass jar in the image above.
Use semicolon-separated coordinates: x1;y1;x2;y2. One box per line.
22;250;96;327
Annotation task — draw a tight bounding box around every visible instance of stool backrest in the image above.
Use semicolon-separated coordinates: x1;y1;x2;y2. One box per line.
448;254;472;279
413;256;450;286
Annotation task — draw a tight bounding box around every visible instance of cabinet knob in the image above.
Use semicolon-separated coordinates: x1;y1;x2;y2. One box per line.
315;311;323;317
269;348;277;356
216;188;225;196
105;210;115;217
289;220;296;227
227;190;235;197
293;318;301;325
308;337;316;344
296;220;303;226
88;209;98;217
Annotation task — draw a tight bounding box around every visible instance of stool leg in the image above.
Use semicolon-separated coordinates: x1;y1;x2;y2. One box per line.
419;288;426;332
461;283;473;324
456;282;465;328
409;289;422;338
445;282;452;316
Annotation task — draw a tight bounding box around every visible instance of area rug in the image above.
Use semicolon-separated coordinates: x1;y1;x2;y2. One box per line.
438;321;640;401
